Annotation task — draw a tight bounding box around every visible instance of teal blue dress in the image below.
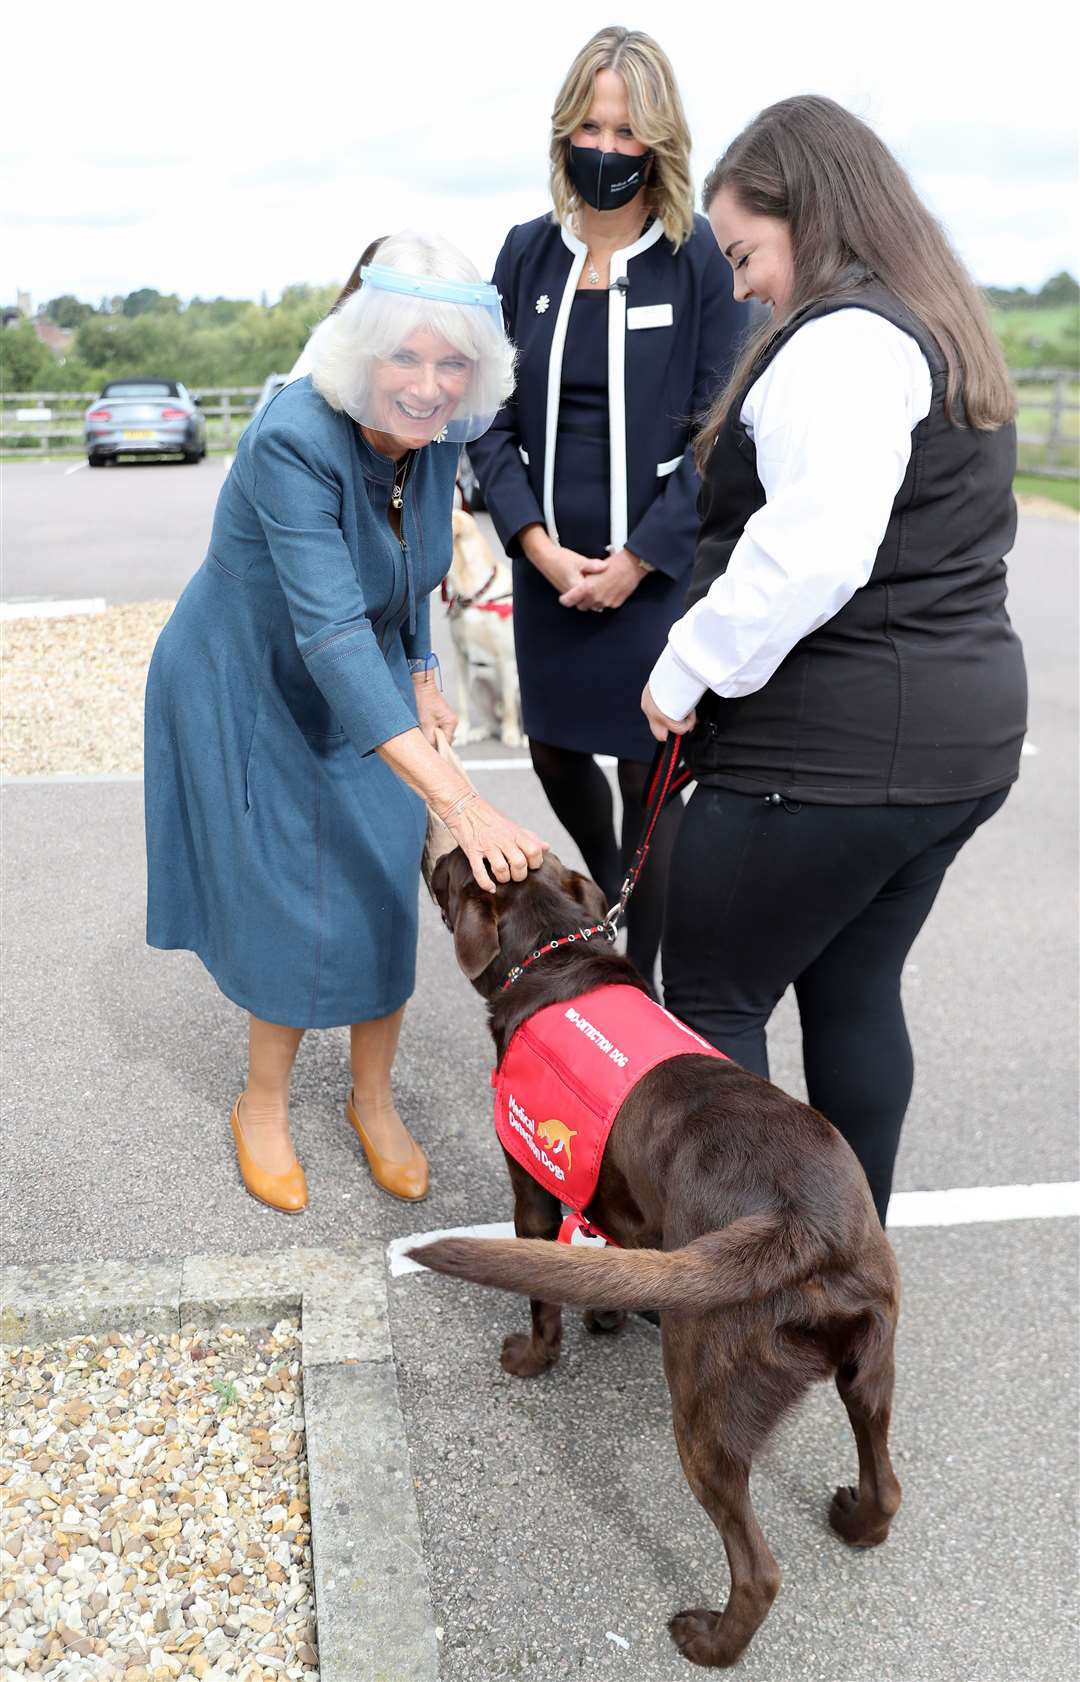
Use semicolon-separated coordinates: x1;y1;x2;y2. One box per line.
144;376;456;1027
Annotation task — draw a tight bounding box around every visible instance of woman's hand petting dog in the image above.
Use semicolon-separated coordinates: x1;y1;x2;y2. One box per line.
412;671;459;747
436;791;547;892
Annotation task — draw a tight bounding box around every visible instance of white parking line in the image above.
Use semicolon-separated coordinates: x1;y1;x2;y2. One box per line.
388;1181;1080;1278
389;1222;514;1277
0;597;106;621
64;461;87;476
450;754;616;771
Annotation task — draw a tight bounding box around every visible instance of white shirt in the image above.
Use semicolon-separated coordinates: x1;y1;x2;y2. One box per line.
648;309;934;721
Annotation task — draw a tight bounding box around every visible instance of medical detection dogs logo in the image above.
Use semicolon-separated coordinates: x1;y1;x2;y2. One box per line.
503;1092;572;1184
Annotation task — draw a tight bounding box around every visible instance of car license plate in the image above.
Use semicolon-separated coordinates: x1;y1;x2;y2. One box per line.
123;430;155;440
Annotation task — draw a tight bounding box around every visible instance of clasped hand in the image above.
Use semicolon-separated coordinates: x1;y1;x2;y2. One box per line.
557;546;643;612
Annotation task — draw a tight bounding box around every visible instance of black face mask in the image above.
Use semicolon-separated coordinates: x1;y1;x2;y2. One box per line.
567;143;651;212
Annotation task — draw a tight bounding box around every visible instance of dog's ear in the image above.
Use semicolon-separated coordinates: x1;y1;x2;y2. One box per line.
561;866;609;926
452;890;501;980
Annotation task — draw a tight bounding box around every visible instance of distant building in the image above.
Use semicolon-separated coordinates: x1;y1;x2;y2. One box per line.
32;318;75;356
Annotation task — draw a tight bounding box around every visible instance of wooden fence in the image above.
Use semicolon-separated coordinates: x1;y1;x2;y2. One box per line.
1;388;265;453
2;370;1078;477
1011;368;1079;479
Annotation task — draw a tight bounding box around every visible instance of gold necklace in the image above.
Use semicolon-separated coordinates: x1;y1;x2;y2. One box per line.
391;450;413;510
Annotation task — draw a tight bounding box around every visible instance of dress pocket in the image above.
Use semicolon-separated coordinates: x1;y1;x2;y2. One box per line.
243;702;260;813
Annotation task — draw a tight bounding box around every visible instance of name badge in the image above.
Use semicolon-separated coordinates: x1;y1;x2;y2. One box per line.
627;303;674;331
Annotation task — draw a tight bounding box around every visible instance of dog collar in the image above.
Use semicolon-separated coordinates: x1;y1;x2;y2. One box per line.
498;920;617;993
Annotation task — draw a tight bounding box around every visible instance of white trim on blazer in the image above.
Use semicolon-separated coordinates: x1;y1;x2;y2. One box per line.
544;232;586;543
546;219;667;550
606;219;665;550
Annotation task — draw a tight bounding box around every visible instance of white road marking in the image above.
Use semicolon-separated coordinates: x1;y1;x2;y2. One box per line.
389;1182;1080;1278
447;754;616;771
1;771;143;787
886;1180;1078;1226
388;1221;514;1277
1021;742;1039;755
64;461;88;476
0;597;106;621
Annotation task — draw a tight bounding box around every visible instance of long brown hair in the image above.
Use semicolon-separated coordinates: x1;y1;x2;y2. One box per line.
331;235;388;310
549;27;694;249
694;95;1014;470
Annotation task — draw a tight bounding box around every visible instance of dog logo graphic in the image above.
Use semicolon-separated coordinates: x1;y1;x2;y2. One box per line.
537;1118;577;1172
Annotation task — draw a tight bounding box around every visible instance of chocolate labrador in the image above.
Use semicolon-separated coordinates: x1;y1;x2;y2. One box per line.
413;848;901;1669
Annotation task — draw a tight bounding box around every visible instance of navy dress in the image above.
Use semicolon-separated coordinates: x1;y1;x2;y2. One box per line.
467;214;751;765
144;376;455;1028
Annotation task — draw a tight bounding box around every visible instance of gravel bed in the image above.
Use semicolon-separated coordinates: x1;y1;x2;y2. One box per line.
1;602;173;778
1;1321;318;1681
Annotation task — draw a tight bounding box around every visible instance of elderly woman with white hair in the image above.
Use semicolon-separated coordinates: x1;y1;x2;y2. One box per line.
144;230;546;1215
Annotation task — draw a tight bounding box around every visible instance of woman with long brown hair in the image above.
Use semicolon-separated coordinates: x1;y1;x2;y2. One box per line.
642;95;1026;1228
467;26;749;989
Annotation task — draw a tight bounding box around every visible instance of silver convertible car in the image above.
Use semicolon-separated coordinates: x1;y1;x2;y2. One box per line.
84;379;207;466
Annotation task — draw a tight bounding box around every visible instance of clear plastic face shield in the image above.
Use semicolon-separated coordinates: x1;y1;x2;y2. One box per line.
339;265;508;448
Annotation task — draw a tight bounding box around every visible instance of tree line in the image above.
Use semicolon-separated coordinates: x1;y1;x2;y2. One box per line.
2;271;1077;395
1;284;339;394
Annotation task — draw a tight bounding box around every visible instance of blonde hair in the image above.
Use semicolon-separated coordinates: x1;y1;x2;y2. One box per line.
549;27;694;250
310;229;516;425
695;96;1014;469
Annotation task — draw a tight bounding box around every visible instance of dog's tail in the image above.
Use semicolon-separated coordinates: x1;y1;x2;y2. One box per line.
408;1212;824;1315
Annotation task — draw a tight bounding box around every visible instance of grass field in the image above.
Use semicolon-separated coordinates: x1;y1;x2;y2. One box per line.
992;302;1079;371
1013;473;1079;511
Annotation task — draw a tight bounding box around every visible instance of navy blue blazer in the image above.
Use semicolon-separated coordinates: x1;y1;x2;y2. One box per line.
467;212;750;580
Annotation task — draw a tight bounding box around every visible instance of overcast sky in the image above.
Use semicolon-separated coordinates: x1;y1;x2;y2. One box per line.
5;0;1078;310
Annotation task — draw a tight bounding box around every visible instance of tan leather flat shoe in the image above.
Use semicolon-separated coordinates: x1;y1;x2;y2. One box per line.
229;1099;308;1214
345;1089;429;1202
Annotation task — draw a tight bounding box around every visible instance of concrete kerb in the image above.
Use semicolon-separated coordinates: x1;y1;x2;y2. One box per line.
0;1246;440;1682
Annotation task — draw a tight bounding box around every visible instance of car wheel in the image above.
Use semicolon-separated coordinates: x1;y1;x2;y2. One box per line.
88;454;105;468
182;448;202;464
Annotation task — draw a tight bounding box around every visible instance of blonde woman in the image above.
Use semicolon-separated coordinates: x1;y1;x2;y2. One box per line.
145;230;546;1215
467;26;749;988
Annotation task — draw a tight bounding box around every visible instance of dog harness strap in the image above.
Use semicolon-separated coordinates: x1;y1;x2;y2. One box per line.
443;564;501;617
557;1211;615;1247
493;985;727;1214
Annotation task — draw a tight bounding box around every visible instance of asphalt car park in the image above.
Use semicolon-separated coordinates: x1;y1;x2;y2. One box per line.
2;463;1077;1681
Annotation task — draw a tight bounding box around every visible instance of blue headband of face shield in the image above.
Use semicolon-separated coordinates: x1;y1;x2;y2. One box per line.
359;264;501;309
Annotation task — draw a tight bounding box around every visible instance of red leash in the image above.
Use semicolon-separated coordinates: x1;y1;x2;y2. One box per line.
499;735;689;992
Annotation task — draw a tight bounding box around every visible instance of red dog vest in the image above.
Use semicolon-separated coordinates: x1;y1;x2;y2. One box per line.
493;987;727;1236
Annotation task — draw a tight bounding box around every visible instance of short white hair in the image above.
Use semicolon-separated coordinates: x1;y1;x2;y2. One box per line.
309;229;515;427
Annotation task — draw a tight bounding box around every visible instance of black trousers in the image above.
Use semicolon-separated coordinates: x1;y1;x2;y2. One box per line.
662;785;1010;1224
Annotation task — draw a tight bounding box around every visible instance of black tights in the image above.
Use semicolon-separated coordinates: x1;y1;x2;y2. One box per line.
662;785;1009;1224
528;738;681;985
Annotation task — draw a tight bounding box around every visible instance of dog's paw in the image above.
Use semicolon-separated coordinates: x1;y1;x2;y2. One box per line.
499;726;524;748
500;1332;558;1378
669;1609;742;1669
583;1308;626;1335
828;1484;896;1548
